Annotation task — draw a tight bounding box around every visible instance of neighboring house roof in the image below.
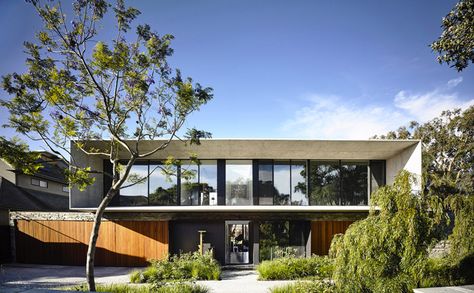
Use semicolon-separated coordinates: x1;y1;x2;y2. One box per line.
5;151;67;184
0;177;69;211
29;151;68;184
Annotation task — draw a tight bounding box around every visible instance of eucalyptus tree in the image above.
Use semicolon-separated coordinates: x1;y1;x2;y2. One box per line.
372;106;474;198
432;0;474;71
1;0;212;290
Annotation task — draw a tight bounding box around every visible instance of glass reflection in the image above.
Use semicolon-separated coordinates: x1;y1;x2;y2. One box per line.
291;161;308;205
258;161;273;205
341;162;368;205
200;160;218;206
226;160;253;205
149;164;178;206
274;161;290;205
180;162;199;206
120;164;149;206
309;161;340;205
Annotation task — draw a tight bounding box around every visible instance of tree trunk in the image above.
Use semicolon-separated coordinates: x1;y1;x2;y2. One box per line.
86;189;117;291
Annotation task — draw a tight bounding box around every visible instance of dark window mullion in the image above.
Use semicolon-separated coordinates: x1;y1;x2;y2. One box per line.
289;160;292;205
197;163;201;206
147;160;150;206
307;160;311;206
339;160;342;205
272;160;275;205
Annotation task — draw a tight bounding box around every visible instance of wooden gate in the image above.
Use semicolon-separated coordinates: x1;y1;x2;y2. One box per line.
15;220;168;266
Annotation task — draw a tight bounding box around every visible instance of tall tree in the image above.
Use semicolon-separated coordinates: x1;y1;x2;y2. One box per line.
431;0;474;71
0;0;212;290
372;106;474;198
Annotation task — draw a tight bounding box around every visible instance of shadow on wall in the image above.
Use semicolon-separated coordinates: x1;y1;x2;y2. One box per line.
14;219;169;267
16;232;147;266
0;225;11;263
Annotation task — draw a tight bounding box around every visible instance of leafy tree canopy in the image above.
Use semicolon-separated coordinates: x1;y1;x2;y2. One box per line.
431;0;474;71
0;0;213;290
372;106;474;198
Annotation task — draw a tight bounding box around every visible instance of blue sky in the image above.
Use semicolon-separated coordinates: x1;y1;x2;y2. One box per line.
1;0;473;151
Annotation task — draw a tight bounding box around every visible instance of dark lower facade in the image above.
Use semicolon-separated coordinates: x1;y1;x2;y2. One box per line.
170;219;311;265
11;211;361;266
169;213;357;265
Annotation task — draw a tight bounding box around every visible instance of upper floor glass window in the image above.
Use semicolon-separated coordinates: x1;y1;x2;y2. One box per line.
341;162;368;205
258;160;273;205
274;161;291;205
180;160;217;206
120;164;149;206
180;162;199;206
119;162;178;206
291;161;308;205
226;160;253;205
309;160;368;206
200;160;218;205
149;163;178;206
257;160;308;206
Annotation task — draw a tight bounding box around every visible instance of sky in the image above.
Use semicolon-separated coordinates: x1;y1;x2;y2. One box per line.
1;0;473;151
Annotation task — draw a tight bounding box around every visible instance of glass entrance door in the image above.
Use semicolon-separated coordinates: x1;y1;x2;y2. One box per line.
225;221;250;264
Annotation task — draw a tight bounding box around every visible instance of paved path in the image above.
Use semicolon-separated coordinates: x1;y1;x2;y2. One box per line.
0;264;135;292
0;264;292;293
413;285;474;293
197;270;295;293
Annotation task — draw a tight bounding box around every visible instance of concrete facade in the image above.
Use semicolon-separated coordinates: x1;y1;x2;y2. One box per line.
71;139;422;209
65;139;424;266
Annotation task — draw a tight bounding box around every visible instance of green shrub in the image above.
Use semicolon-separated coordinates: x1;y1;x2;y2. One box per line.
330;172;436;292
68;282;208;293
257;255;333;280
421;253;474;288
130;270;142;284
329;172;474;292
131;251;220;283
270;281;335;293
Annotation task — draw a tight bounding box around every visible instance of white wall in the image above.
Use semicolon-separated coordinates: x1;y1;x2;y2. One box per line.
386;142;422;192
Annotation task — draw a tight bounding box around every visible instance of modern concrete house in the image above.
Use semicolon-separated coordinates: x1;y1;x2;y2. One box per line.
61;138;421;266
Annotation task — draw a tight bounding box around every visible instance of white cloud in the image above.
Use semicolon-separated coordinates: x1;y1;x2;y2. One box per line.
394;89;472;122
447;77;463;88
281;79;473;139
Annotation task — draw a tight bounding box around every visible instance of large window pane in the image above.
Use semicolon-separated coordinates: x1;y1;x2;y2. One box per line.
226;160;253;205
149;164;178;205
291;161;308;206
180;162;199;206
120;164;149;206
259;221;306;261
341;162;368;205
258;160;273;205
274;161;290;205
309;161;340;205
200;160;218;205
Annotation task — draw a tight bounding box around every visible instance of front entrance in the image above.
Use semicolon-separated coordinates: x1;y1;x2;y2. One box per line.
225;221;250;264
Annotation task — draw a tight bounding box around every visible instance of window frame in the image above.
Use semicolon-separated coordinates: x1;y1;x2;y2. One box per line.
31;178;48;188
